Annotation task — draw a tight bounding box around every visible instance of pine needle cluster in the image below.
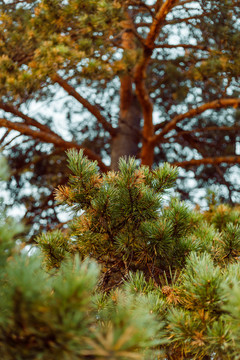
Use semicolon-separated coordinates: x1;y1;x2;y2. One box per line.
1;151;240;359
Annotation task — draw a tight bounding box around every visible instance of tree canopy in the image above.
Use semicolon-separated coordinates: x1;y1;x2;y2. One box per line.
0;0;240;234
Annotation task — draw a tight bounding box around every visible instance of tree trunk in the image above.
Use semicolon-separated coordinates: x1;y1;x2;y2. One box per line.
110;13;142;171
111;77;141;170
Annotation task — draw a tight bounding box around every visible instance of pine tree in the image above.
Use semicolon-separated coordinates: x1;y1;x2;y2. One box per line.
1;151;240;358
0;157;164;360
35;150;240;359
0;0;240;233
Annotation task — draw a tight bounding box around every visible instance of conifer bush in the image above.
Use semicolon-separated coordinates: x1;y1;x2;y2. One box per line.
1;151;240;359
0;156;163;360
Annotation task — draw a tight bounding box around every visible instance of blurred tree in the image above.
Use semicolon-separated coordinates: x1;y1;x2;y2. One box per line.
0;0;240;235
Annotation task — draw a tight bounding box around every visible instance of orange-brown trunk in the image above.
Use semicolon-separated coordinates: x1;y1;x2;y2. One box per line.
111;14;142;170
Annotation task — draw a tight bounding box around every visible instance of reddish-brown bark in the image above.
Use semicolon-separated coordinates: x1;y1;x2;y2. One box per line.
152;98;240;146
0;118;109;172
0;102;59;136
173;156;240;167
164;125;240;141
111;13;142;170
134;0;179;167
145;0;179;49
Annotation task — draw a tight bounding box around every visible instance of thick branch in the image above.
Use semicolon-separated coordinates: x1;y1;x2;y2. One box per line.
133;0;179;166
51;74;117;137
0;118;109;172
165;125;240;140
134;0;179;103
152;98;240;145
145;0;179;49
173;156;240;167
134;48;154;165
134;51;154;139
0;101;60;137
120;17;136;117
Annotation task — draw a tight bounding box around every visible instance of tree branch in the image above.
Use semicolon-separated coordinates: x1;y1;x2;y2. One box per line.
165;125;240;141
0;133;22;150
155;44;211;51
133;0;179;166
0;118;109;172
175;0;197;7
126;1;154;16
0;101;60;137
145;0;179;49
173;156;240;167
0;129;10;144
51;74;117;137
152;98;240;145
134;0;180;105
164;13;208;26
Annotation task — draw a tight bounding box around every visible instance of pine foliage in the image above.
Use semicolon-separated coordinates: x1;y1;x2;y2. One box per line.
1;152;240;359
0;158;162;360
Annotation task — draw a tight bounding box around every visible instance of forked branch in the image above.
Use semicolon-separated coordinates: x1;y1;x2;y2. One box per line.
134;0;179;166
152;98;240;145
145;0;179;49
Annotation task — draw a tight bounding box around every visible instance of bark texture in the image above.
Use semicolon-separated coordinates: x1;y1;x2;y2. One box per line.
111;14;142;171
134;0;179;167
111;88;141;170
